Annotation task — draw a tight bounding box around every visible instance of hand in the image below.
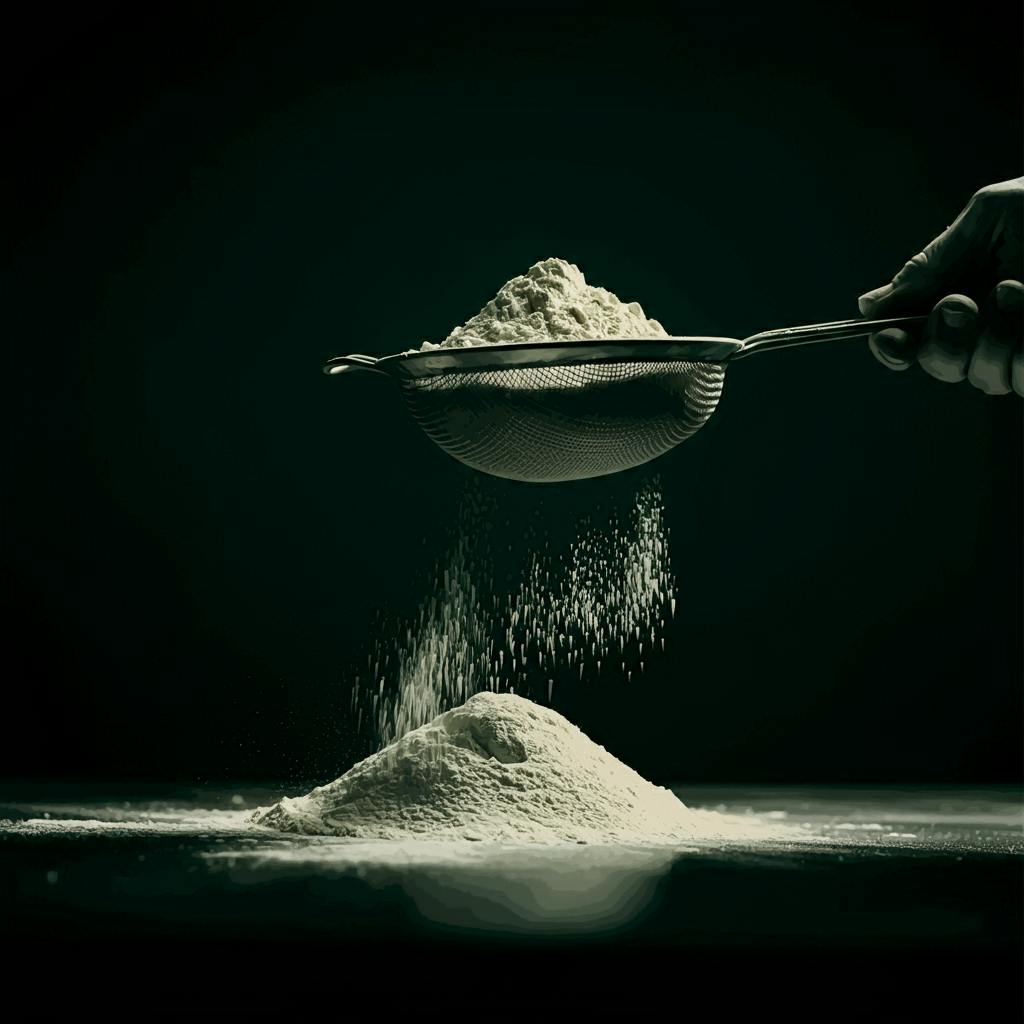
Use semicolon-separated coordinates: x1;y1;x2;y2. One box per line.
858;177;1023;396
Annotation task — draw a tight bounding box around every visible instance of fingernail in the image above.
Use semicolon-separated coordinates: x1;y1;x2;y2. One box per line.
995;282;1020;312
940;305;973;327
872;331;911;367
876;350;907;369
858;286;888;315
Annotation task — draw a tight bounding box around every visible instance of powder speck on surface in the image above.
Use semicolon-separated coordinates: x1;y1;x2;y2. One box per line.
420;258;668;349
252;692;701;843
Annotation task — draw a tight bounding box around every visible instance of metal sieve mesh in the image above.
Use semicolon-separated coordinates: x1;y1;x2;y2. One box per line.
326;316;927;485
399;360;725;482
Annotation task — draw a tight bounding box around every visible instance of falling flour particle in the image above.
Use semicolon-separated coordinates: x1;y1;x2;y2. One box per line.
352;477;674;751
253;692;701;843
358;485;495;749
420;258;668;349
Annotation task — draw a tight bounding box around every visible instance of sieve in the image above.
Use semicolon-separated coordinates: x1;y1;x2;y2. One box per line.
324;315;926;483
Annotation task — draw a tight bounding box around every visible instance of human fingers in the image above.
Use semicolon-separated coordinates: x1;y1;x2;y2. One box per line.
916;294;980;383
967;281;1024;396
857;277;931;319
858;178;1023;319
868;327;917;371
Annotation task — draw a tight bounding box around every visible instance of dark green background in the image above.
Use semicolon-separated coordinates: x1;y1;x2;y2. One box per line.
6;0;1021;785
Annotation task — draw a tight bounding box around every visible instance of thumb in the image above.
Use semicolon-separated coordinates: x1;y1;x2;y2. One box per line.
857;271;933;317
858;185;1001;317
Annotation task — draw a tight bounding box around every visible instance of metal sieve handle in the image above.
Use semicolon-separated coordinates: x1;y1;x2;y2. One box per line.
323;354;389;376
733;315;928;360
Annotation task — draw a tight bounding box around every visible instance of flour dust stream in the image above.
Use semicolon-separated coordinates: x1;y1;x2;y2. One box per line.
349;476;676;751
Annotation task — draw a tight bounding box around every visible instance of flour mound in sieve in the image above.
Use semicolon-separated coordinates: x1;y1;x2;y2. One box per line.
252;692;700;843
418;257;668;350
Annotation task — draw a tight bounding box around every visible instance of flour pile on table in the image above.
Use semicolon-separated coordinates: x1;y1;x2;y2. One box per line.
420;258;668;349
253;692;701;842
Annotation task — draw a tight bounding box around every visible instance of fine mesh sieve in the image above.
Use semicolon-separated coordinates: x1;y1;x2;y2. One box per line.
324;316;925;483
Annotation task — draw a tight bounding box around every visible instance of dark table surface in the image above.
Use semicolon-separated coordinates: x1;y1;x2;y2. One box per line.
2;783;1020;1019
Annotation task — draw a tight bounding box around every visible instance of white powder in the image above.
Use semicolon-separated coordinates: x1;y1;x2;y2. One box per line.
420;258;668;349
252;692;701;843
317;264;680;844
505;479;674;694
351;477;674;750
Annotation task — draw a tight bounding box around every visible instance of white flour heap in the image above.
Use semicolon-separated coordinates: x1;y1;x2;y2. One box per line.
253;692;700;843
421;258;668;349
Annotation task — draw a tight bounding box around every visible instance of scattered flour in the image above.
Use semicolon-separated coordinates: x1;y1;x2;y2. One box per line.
421;258;668;349
352;478;674;750
325;264;680;844
253;692;701;843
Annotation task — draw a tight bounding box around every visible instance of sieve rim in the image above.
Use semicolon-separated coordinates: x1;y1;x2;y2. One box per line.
324;337;742;379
